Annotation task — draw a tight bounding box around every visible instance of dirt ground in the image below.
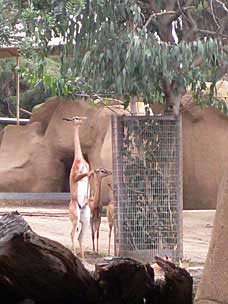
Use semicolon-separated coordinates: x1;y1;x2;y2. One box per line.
0;205;215;295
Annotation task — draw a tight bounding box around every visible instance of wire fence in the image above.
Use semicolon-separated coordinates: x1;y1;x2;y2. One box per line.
112;115;183;262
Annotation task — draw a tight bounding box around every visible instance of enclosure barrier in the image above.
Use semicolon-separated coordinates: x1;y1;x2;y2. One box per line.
111;114;183;262
0;193;70;207
0;193;70;200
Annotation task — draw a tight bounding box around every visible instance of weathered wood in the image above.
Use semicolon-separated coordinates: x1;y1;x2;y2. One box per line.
0;212;193;304
95;256;193;304
0;212;100;304
150;256;193;304
95;257;155;304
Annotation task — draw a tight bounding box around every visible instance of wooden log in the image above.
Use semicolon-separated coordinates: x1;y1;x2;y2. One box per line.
150;256;193;304
0;212;193;304
95;257;155;304
95;256;193;304
0;212;100;304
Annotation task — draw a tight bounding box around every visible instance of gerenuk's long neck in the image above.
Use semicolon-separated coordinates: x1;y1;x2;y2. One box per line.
73;126;84;161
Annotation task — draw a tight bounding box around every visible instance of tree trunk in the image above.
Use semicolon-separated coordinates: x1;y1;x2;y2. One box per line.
194;168;228;303
0;212;100;304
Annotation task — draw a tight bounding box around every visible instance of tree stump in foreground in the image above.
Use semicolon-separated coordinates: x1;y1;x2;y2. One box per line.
0;212;193;304
95;257;155;304
0;211;99;304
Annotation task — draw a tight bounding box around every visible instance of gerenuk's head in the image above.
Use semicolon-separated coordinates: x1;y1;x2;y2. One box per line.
62;116;87;127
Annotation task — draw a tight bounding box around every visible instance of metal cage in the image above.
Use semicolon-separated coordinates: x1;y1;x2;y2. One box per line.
111;115;183;262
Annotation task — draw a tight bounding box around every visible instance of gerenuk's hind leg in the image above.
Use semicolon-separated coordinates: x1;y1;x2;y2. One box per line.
108;223;113;255
69;202;79;255
78;205;91;259
96;216;102;253
90;217;96;252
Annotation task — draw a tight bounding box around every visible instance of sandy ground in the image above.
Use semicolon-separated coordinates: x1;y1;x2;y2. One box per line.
0;206;216;294
183;210;215;263
0;206;215;263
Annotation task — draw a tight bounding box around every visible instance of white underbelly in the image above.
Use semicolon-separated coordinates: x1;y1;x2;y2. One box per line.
77;178;89;208
76;161;89;208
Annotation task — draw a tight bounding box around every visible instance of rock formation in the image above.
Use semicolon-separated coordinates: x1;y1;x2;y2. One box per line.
0;97;120;204
194;167;228;303
153;104;228;209
0;96;228;209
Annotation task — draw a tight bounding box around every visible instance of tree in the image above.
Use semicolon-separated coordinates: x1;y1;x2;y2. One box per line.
0;1;48;118
0;0;25;46
0;58;52;118
1;0;228;116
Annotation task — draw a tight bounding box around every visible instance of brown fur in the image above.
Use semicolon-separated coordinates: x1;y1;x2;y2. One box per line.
106;183;114;255
89;169;112;253
106;201;114;255
64;116;91;259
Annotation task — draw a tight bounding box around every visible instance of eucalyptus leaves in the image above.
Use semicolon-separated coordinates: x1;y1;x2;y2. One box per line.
1;0;228;115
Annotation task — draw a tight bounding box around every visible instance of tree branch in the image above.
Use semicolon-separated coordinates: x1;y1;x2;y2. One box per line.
215;0;228;13
210;0;221;29
183;8;198;41
218;13;228;36
144;11;176;29
198;28;228;39
144;5;195;30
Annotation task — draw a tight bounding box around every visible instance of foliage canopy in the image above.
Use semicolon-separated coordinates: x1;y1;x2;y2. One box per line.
1;0;228;115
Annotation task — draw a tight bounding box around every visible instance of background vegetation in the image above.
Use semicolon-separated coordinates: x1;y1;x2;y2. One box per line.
0;0;228;116
0;58;52;117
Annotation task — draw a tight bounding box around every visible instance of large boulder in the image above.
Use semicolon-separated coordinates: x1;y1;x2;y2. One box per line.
0;96;228;209
194;167;228;303
182;106;228;209
0;97;122;204
0;121;65;192
148;104;228;209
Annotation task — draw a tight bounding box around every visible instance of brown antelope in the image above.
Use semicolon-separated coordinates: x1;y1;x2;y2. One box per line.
63;116;92;259
89;168;112;253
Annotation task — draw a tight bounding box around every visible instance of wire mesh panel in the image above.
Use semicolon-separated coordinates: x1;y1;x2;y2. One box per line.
111;115;183;262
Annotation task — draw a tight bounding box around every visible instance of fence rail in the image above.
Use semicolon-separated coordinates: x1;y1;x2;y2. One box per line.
0;117;29;125
0;193;70;207
0;193;70;200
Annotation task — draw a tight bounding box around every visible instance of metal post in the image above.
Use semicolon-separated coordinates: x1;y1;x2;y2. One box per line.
16;56;20;126
176;114;183;259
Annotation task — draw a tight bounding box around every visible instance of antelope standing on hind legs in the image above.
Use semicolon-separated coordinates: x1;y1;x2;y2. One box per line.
89;168;112;253
63;116;93;259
